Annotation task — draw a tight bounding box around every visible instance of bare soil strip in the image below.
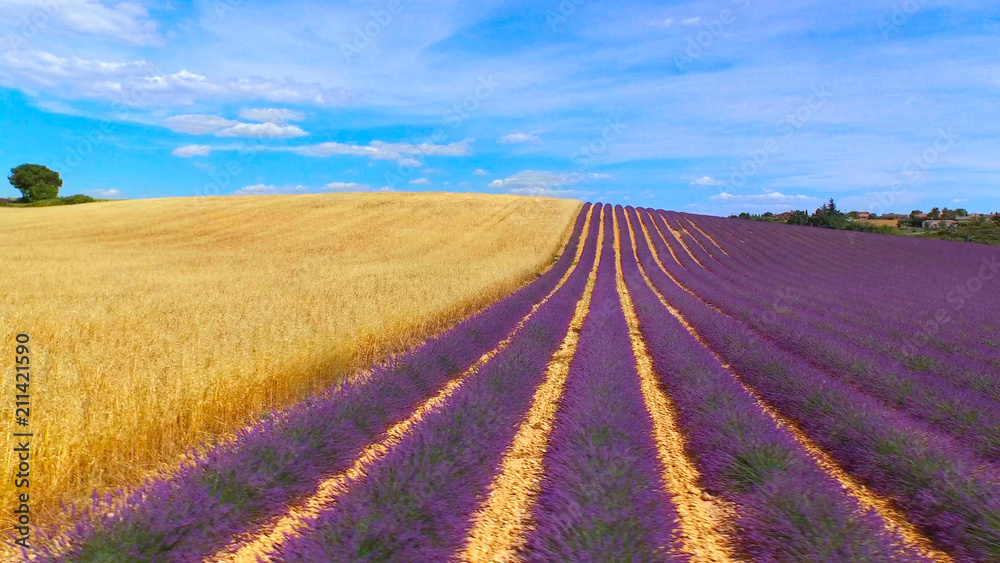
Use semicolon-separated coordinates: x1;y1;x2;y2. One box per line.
682;217;730;256
614;211;735;563
627;209;952;563
652;212;706;268
457;209;606;563
643;212;686;268
208;208;597;563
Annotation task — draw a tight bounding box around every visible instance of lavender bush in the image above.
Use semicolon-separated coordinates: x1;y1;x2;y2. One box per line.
524;205;685;562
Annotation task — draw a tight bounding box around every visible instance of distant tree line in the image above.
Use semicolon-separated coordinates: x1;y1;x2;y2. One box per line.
731;199;898;234
730;198;1000;244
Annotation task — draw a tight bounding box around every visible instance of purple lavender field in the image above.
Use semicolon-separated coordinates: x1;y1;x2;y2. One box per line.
32;203;1000;562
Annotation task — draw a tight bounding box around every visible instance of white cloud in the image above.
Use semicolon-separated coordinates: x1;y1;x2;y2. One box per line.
683;17;702;26
164;114;308;138
709;190;818;211
690;176;724;186
488;170;608;197
233;184;309;195
85;188;120;198
172;144;212;158
410;178;431;185
320;182;377;192
215;122;308;138
296;139;472;162
233;181;378;195
164;115;235;135
396;158;421;167
239;108;305;123
473;168;489;176
0;50;348;107
649;18;674;28
500;132;540;144
0;0;160;45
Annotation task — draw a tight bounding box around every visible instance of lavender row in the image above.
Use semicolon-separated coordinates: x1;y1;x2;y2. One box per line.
671;209;1000;402
688;210;985;284
644;210;1000;461
673;214;1000;402
668;209;1000;397
619;207;918;562
667;210;996;337
676;211;1000;364
631;208;1000;561
681;213;1000;344
524;205;685;562
665;211;1000;441
41;207;593;562
274;204;603;561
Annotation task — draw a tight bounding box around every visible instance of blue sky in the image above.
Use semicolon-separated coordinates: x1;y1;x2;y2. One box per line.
1;0;998;215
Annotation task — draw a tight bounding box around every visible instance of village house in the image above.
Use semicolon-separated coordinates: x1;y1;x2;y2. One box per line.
922;219;958;229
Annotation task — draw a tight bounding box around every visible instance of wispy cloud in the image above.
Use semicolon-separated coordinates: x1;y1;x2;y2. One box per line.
233;181;384;195
690;176;723;186
410;178;431;185
500;131;541;144
0;0;161;45
709;190;819;212
489;170;608;197
85;188;121;198
295;139;473;163
172;145;212;158
164;114;308;138
238;108;305;124
0;50;349;107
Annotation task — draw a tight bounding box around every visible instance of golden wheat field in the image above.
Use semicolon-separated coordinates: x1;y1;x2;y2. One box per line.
0;192;581;530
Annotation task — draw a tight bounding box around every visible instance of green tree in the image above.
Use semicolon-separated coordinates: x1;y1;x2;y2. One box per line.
928;207;941;219
786;210;810;225
8;164;62;202
955;208;969;217
809;198;847;228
